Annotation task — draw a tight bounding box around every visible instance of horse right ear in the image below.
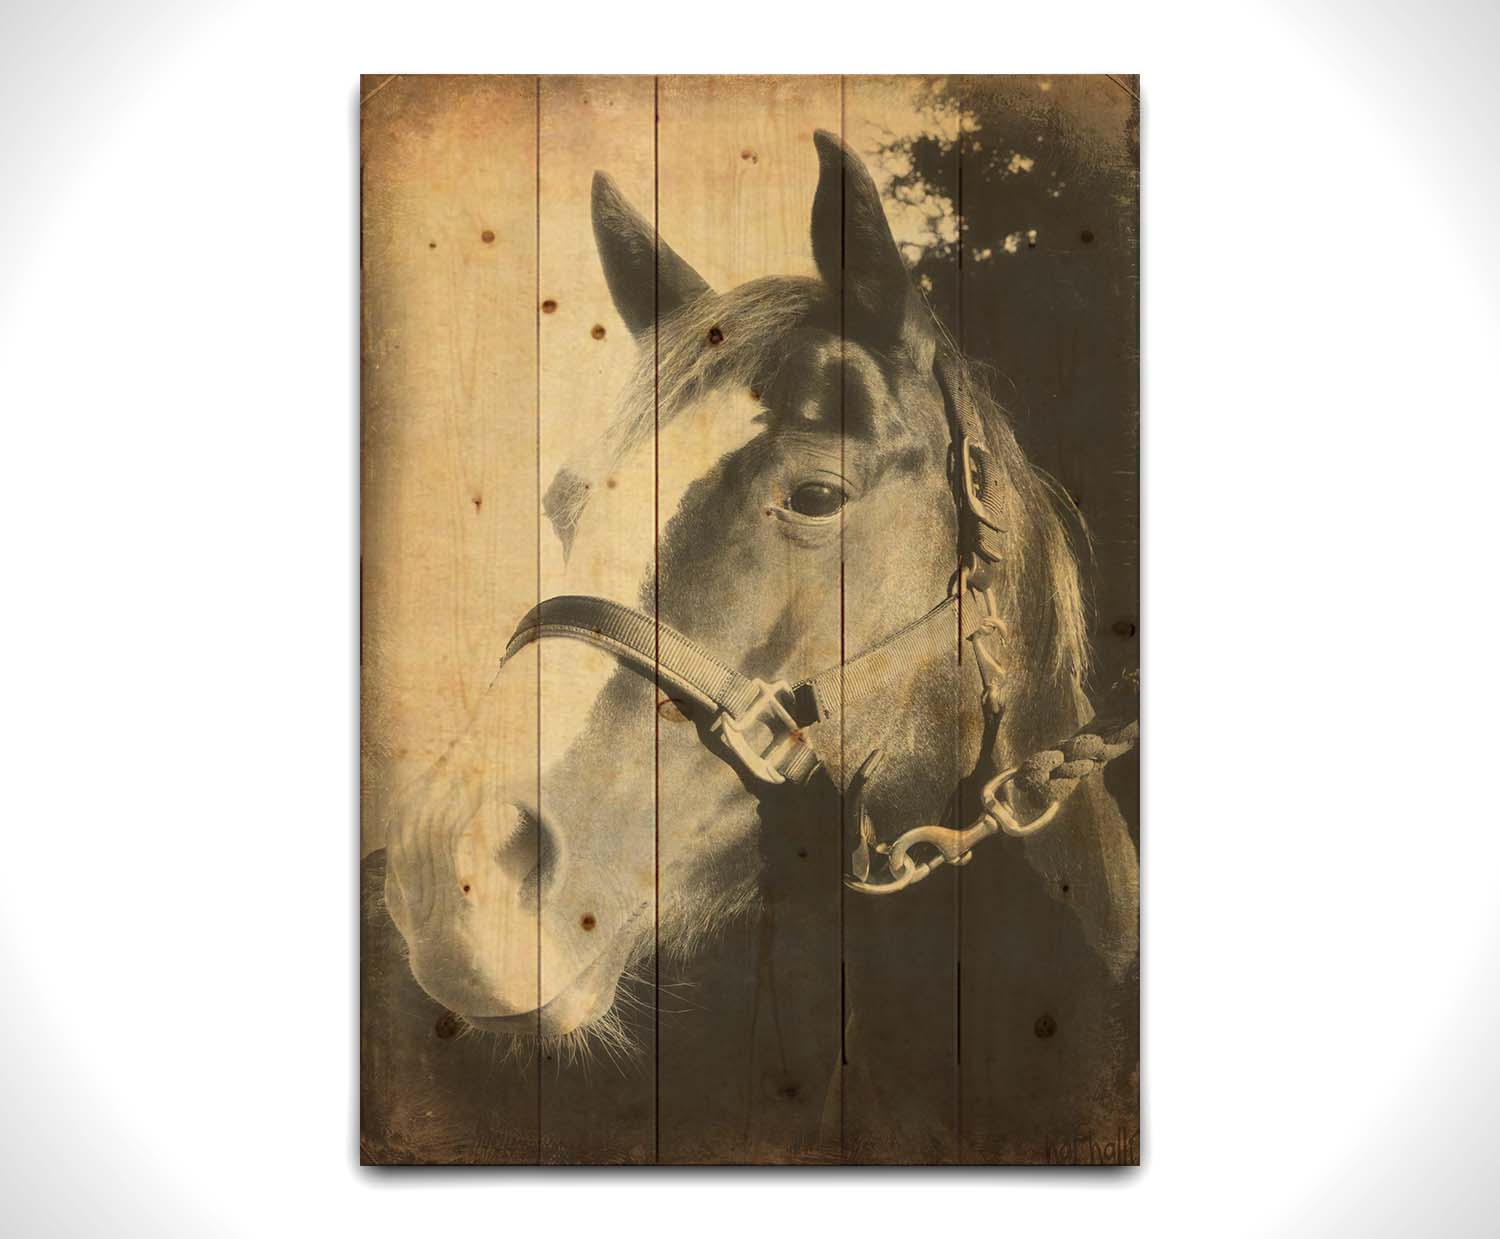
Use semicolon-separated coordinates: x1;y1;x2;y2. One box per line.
592;172;712;337
809;131;933;366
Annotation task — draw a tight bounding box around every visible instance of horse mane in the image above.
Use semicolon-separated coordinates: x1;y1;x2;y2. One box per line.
950;346;1091;707
546;275;1090;719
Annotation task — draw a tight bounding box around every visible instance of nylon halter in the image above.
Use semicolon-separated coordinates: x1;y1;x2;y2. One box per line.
501;348;1136;894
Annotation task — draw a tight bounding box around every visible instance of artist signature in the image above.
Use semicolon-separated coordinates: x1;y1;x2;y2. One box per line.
1043;1127;1140;1165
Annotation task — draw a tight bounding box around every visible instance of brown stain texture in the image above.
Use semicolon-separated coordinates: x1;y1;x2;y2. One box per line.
361;73;1139;1168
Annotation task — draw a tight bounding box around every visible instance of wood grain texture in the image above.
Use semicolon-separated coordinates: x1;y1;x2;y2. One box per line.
360;73;1140;1166
360;74;540;1162
537;74;657;1164
951;74;1139;1164
655;75;844;1164
836;76;963;1165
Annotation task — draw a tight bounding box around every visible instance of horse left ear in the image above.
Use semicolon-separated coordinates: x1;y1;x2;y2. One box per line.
810;130;934;365
592;172;712;338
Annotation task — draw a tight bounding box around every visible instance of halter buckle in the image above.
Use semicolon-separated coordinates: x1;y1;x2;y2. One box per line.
710;679;817;786
959;435;1004;533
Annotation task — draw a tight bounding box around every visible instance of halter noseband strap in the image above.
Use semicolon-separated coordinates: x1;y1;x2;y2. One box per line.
504;591;980;788
500;347;1138;893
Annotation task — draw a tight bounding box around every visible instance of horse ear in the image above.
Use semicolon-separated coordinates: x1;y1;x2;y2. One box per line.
592;172;711;337
810;130;933;362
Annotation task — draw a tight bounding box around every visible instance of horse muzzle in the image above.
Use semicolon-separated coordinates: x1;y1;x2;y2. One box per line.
384;789;653;1037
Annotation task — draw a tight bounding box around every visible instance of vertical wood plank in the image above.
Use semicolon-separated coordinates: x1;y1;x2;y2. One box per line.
536;75;658;1164
954;74;1140;1164
359;72;1138;1167
654;74;844;1163
360;73;541;1163
837;75;963;1164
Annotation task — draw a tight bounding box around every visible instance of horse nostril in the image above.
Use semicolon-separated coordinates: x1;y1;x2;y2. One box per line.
493;808;559;909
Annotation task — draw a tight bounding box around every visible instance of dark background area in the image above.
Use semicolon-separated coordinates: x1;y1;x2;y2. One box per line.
879;75;1140;708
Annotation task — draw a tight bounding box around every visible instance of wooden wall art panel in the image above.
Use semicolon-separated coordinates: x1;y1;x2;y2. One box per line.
360;73;1140;1166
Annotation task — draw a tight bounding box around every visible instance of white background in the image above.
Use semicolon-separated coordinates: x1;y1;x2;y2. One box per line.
2;1;1498;1233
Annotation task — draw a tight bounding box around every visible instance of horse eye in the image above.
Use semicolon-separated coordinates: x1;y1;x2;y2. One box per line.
787;481;846;517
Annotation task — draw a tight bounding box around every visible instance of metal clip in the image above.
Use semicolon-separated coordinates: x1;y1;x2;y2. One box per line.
843;765;1063;895
847;750;885;882
982;766;1063;838
959;435;1004;532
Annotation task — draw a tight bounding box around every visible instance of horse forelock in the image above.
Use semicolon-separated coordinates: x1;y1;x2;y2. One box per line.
545;278;832;544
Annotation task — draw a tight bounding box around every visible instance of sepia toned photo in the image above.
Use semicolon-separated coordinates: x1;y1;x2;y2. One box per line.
360;74;1140;1165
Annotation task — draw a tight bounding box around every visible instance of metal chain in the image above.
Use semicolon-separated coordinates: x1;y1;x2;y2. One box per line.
844;681;1139;895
